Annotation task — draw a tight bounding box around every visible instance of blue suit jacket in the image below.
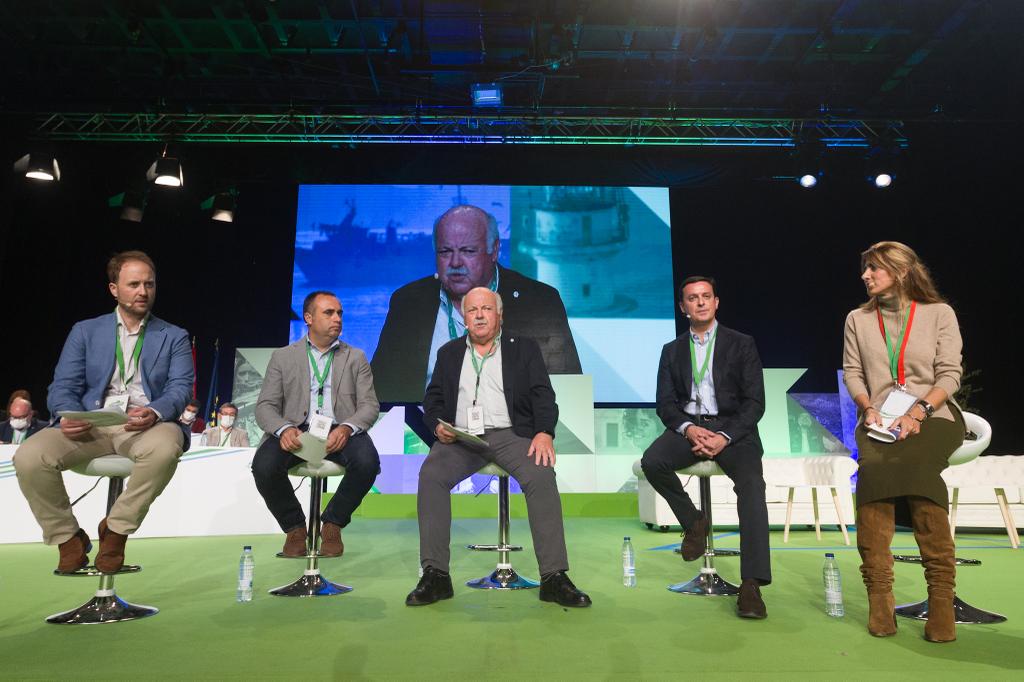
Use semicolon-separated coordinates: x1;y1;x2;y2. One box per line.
47;312;194;450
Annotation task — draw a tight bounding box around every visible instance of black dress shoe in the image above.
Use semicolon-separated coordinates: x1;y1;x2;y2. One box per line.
539;571;592;607
736;578;767;619
680;513;708;562
405;567;454;606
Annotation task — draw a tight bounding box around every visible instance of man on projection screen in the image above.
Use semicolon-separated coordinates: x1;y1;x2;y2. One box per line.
371;204;581;402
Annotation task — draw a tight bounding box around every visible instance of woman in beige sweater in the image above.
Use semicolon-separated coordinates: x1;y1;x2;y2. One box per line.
843;241;965;643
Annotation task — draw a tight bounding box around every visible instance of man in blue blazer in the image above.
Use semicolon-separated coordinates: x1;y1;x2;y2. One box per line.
641;276;770;619
14;251;193;574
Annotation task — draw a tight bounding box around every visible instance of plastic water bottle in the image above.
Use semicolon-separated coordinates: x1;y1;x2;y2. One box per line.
237;546;254;603
622;536;636;587
823;552;844;617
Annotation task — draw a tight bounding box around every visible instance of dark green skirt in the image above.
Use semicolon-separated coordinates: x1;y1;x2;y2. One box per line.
855;404;966;526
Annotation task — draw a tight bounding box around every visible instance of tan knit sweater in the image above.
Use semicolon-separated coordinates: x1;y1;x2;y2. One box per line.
843;301;962;423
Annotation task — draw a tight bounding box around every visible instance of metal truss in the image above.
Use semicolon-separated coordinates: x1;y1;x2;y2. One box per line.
33;112;904;148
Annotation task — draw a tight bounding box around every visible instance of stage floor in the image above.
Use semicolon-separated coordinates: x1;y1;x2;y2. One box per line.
0;519;1021;680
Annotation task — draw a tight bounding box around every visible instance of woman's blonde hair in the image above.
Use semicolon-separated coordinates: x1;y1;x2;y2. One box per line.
859;241;945;310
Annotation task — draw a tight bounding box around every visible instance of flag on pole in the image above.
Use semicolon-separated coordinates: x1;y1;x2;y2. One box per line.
191;336;198;398
204;338;220;426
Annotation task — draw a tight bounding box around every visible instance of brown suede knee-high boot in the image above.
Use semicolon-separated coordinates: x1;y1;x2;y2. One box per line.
908;495;957;643
857;499;897;637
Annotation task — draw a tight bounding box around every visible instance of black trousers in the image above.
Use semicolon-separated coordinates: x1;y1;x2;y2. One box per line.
641;426;772;585
252;431;380;532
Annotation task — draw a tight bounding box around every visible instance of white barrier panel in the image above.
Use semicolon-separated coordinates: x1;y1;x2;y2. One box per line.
0;444;279;544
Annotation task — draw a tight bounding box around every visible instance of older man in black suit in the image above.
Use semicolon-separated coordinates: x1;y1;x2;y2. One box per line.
405;286;590;608
371;204;581;403
640;275;770;619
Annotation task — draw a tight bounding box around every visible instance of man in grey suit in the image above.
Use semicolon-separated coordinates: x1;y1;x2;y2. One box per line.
253;290;380;557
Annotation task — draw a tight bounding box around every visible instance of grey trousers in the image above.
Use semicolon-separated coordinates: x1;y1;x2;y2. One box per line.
417;428;570;576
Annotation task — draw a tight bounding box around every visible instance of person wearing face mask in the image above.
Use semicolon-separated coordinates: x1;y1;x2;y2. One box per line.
1;396;47;444
371;204;581;402
200;402;250;447
843;241;965;643
178;399;206;434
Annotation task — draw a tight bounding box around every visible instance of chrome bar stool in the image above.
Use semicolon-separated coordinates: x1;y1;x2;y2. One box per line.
270;460;352;597
465;463;539;590
47;455;157;625
894;412;1006;624
668;460;740;596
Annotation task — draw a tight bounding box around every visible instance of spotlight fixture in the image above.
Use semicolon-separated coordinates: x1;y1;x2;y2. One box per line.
109;188;148;222
13;152;61;181
798;173;818;189
791;130;824;190
872;173;893;189
471;82;503;107
203;190;238;223
146;145;184;187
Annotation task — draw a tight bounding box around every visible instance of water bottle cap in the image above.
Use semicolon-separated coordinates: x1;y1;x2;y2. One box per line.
244;545;252;551
825;552;835;558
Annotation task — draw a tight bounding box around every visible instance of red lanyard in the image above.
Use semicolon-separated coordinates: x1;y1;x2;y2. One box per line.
876;301;916;386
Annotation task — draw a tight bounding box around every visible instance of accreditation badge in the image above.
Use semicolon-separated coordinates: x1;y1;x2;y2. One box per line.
103;394;129;413
308;413;333;441
466;405;485;435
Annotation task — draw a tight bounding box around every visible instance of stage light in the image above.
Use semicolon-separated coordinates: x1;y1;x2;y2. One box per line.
108;188;147;222
873;173;893;189
146;146;184;187
799;173;818;188
203;190;238;222
471;82;503;107
13;152;61;182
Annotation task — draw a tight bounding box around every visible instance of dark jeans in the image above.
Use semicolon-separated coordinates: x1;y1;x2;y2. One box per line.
641;426;772;585
252;431;380;532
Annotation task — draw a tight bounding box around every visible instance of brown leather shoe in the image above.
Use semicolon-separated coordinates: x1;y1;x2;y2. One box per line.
95;518;128;574
680;513;708;562
282;526;308;557
320;522;344;557
56;528;92;573
736;578;768;619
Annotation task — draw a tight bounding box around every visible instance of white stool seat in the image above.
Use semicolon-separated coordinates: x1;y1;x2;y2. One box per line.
677;461;725;478
478;463;509;477
71;455;133;478
949;412;992;466
289;461;346;478
631;459;724;479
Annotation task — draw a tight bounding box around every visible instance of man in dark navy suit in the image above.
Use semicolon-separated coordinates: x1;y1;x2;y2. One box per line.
14;251;192;574
0;395;47;444
641;275;770;619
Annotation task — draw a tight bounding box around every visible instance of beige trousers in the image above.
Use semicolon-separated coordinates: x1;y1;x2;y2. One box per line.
14;423;183;545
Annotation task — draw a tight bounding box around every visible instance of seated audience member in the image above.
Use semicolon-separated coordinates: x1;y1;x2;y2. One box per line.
201;402;250;447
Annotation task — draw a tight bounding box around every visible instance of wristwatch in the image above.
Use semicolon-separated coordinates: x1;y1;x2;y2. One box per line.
914;399;935;418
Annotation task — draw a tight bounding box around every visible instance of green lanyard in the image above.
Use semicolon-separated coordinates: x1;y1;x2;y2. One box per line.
689;327;718;397
220;429;232;446
876;302;916;386
469;335;500;405
115;317;147;388
307;344;335;410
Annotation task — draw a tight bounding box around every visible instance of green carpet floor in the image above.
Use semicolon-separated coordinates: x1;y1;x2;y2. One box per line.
1;520;1021;680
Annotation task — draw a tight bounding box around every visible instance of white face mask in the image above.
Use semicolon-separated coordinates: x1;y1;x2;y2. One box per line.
220;415;236;428
9;417;29;430
180;410;197;424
